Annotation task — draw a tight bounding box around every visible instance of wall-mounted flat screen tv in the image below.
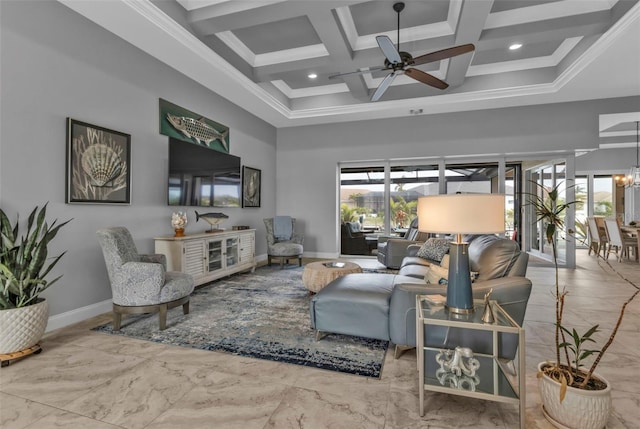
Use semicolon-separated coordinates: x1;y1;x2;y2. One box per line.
168;138;241;207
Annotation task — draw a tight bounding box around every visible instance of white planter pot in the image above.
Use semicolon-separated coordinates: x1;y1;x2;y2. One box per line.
538;361;612;429
0;299;49;354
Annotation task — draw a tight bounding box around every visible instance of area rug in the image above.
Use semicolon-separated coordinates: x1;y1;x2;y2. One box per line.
93;266;388;378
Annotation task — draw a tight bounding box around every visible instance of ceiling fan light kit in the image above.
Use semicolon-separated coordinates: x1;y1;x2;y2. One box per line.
329;2;475;102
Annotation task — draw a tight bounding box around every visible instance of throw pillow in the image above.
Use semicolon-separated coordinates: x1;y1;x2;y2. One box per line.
440;254;450;268
425;265;449;285
416;238;450;262
425;257;479;285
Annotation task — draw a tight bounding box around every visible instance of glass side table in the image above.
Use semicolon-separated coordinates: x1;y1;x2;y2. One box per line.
416;295;525;428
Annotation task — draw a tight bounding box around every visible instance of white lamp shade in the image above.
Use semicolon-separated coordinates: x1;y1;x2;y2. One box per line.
418;194;505;234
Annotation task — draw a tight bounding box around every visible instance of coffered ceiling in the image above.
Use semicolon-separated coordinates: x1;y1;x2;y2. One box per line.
60;0;640;128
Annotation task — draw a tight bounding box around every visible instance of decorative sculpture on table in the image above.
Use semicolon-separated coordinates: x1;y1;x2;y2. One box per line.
435;369;480;391
195;211;228;233
435;346;481;391
481;288;495;324
171;212;187;237
436;346;480;377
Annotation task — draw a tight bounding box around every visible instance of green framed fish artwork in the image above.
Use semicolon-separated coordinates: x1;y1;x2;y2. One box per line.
159;98;230;153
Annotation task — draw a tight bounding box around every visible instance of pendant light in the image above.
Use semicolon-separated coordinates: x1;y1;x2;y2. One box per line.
630;121;640;188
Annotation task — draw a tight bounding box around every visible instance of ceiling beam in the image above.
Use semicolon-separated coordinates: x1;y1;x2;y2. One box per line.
445;0;493;87
190;1;358;36
306;9;368;99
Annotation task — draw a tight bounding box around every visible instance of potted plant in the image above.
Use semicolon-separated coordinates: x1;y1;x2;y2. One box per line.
0;204;71;354
528;182;638;429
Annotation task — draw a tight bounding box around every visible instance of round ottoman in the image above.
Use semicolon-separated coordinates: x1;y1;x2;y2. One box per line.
302;261;362;294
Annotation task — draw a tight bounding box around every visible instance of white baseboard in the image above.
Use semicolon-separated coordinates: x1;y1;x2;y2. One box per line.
257;252;340;261
46;299;112;332
307;252;339;259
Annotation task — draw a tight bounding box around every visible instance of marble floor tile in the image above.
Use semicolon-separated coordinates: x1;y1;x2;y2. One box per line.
0;392;56;429
22;409;122;429
265;386;386;429
0;344;145;407
386;387;508;429
145;375;289;429
63;359;211;429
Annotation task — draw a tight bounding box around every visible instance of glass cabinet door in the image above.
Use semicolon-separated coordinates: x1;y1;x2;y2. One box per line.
208;240;222;272
226;238;238;268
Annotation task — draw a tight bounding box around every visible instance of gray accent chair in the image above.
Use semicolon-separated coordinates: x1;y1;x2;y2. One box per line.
376;218;429;269
96;227;195;331
264;217;304;268
311;234;531;360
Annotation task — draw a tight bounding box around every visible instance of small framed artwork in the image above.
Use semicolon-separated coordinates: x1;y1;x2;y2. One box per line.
66;118;131;204
242;166;261;208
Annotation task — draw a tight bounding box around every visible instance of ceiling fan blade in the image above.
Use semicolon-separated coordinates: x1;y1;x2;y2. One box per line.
328;66;387;79
371;72;397;102
376;35;402;65
411;43;475;66
405;68;448;90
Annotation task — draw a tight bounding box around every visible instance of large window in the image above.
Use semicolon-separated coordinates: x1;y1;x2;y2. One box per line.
339;162;521;255
339;166;386;232
445;163;519;239
593;175;614;217
389;165;439;229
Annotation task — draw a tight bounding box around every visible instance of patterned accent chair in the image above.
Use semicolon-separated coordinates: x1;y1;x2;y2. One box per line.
96;227;195;331
264;217;304;268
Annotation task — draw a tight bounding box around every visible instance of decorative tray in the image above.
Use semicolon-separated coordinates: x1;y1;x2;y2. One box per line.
323;262;346;268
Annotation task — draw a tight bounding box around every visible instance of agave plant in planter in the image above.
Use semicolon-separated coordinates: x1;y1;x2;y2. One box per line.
0;204;71;354
528;182;639;429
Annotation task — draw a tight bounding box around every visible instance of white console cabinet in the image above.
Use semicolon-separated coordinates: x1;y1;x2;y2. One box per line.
154;229;256;286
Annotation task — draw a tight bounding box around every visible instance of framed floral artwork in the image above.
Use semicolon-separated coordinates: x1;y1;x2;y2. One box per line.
66;118;131;204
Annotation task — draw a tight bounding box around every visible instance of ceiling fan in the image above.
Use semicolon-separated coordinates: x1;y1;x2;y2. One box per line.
329;2;475;102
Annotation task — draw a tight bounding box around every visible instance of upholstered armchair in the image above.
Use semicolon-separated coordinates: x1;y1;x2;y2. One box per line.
96;227;195;331
376;218;429;269
264;217;304;268
341;222;371;255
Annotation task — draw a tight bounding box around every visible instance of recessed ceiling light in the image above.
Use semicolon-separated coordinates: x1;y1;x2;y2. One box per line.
509;43;522;50
308;73;318;79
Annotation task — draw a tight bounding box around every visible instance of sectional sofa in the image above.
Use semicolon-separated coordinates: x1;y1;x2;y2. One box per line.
310;234;532;359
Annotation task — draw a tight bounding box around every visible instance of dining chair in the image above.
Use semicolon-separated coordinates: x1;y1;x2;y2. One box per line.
586;217;603;257
603;219;637;262
593;216;609;258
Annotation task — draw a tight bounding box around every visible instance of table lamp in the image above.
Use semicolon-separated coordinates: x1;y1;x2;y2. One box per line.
417;194;505;314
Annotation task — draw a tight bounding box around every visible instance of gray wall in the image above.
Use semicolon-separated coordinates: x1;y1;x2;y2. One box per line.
278;97;639;255
0;1;277;320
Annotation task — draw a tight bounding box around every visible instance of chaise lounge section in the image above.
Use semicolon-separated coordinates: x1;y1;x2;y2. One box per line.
310;234;532;358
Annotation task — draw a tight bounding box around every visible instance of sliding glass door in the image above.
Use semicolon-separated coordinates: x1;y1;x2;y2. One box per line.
339;161;521;255
526;162;568;263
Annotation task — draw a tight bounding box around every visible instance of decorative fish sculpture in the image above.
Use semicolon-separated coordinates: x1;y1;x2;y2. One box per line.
166;113;229;151
195;211;229;232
